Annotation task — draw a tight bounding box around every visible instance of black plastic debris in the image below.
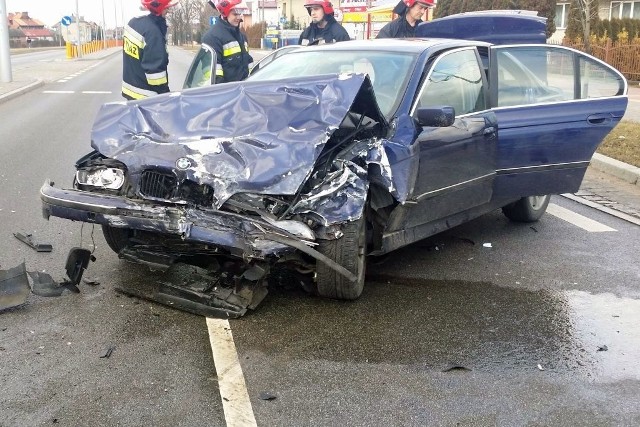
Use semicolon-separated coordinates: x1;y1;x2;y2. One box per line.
100;346;115;358
259;391;277;401
28;271;79;297
0;262;31;310
442;364;472;372
597;345;609;352
13;232;53;252
65;248;95;287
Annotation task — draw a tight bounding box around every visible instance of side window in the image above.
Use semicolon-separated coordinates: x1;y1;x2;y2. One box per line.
493;46;625;107
416;48;485;116
579;56;625;98
183;45;215;89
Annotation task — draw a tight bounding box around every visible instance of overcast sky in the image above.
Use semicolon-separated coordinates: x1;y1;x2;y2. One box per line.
6;0;146;28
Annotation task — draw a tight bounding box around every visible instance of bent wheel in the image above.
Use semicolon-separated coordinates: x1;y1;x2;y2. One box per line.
502;195;551;222
101;225;132;254
315;213;367;300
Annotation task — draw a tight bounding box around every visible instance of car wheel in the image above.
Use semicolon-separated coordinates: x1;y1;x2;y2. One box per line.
315;213;367;300
502;195;551;222
101;225;132;254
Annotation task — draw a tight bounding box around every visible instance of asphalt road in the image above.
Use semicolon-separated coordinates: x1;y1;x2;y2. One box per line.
1;47;640;426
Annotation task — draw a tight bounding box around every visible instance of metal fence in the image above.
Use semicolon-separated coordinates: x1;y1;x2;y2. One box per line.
561;39;640;81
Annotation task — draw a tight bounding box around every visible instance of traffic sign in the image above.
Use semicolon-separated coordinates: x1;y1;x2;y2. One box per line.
279;16;287;24
61;16;72;26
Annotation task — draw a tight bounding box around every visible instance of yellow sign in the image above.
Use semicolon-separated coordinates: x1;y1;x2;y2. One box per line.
123;37;139;60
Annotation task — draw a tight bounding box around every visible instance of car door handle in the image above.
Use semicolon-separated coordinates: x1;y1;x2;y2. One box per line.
483;126;496;136
587;113;610;125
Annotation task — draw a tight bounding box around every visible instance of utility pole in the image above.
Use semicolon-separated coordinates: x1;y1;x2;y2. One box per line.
76;0;83;57
0;0;12;82
101;0;107;49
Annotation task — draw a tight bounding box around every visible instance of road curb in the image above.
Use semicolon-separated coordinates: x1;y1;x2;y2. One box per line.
0;79;44;104
591;153;640;186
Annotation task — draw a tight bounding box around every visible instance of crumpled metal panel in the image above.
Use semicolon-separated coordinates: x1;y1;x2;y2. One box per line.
91;74;386;209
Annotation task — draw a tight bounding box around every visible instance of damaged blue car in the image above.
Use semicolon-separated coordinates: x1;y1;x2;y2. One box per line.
40;23;628;316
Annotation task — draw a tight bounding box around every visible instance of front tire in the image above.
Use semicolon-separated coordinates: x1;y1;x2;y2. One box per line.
502;195;550;222
315;213;367;300
101;225;132;254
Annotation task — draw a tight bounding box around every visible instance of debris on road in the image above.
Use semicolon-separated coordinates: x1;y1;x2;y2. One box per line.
1;248;95;311
442;364;472;372
0;262;31;310
100;346;115;358
597;345;609;352
537;363;545;371
13;232;53;252
482;243;493;248
259;391;277;401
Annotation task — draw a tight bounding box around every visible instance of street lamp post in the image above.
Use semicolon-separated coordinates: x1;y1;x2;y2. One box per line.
0;0;13;82
76;0;83;57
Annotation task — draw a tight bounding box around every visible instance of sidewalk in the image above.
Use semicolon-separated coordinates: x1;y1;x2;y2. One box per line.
1;46;639;199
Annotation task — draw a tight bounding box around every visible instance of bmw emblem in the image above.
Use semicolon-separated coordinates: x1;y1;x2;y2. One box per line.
176;157;192;170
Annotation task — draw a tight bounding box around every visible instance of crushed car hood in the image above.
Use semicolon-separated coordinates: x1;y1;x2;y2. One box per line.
91;74;387;207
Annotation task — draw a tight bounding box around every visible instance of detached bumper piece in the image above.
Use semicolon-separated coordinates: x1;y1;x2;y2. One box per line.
115;265;268;318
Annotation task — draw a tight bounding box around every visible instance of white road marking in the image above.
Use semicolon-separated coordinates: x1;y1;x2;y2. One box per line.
547;203;617;232
206;318;257;427
42;90;113;94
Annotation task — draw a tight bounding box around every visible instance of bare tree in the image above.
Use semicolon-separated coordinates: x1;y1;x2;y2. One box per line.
167;0;209;45
573;0;599;53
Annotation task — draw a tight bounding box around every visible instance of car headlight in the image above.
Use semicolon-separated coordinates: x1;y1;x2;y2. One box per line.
76;168;125;189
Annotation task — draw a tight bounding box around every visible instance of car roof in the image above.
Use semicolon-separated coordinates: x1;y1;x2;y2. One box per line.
415;10;547;44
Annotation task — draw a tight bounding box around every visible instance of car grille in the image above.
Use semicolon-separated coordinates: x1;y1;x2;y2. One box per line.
138;170;215;206
139;170;176;199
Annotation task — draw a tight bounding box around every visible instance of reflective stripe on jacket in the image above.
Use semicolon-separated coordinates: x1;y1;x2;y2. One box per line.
122;14;170;100
202;19;253;84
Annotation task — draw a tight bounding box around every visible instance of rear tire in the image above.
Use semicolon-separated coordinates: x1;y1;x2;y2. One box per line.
502;195;550;222
316;213;367;300
102;225;132;254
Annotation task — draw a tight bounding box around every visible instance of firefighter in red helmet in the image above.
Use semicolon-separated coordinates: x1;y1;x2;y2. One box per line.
298;0;350;45
122;0;178;100
202;0;254;83
376;0;434;39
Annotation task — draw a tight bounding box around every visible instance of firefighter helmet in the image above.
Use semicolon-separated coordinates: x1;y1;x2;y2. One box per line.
304;0;334;16
140;0;178;15
404;0;435;7
215;0;248;18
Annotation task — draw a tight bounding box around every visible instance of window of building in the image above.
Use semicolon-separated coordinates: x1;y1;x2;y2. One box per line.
555;3;570;29
610;1;640;19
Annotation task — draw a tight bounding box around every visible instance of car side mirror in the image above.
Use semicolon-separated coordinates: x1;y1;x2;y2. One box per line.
416;106;455;127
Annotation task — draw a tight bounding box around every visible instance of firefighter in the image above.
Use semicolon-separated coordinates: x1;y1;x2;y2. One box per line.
299;0;350;46
202;0;254;83
122;0;177;100
376;0;434;39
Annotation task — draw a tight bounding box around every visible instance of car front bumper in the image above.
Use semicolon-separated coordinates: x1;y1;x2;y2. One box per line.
40;181;357;281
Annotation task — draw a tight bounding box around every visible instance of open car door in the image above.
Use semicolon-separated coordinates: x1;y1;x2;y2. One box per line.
183;43;217;89
487;44;628;202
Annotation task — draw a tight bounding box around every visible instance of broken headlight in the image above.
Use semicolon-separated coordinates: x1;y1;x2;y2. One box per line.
76;167;125;190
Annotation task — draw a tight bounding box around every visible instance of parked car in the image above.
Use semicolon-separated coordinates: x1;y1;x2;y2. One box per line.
40;24;627;315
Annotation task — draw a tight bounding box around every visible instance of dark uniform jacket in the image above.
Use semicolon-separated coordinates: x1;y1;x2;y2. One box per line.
122;14;170;100
376;15;423;39
299;17;350;45
202;19;253;84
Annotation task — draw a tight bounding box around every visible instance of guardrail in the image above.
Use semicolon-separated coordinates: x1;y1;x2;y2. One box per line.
66;40;123;59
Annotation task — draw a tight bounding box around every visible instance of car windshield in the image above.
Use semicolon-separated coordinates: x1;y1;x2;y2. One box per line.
246;49;418;119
